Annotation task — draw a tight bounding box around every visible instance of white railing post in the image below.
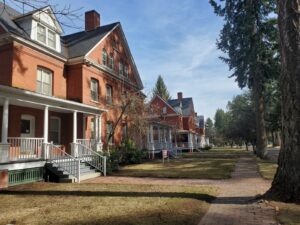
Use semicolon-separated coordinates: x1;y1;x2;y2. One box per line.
1;98;9;144
103;156;106;176
77;159;81;183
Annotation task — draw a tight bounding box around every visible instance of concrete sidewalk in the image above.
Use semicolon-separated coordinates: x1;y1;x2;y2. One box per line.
198;157;276;225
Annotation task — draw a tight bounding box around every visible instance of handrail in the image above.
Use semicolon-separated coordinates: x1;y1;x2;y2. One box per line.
76;139;97;151
76;143;106;176
47;143;80;182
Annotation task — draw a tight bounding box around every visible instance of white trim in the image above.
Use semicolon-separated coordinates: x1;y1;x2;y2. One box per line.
10;34;67;62
0;85;106;115
20;114;36;138
85;24;119;56
0;160;46;170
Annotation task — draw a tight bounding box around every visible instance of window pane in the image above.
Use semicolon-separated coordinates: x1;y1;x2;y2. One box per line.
43;83;51;95
36;81;42;94
43;71;51;84
90;79;99;101
48;30;56;48
21;120;30;134
119;62;123;76
102;49;107;65
37;24;46;43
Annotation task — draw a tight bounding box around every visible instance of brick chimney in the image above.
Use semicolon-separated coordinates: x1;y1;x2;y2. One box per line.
85;10;100;31
177;92;183;101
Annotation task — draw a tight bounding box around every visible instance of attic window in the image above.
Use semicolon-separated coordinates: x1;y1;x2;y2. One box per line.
102;49;107;65
124;65;129;78
36;23;57;50
37;24;46;44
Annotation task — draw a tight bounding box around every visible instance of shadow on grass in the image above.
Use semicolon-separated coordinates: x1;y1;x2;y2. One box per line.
0;190;215;202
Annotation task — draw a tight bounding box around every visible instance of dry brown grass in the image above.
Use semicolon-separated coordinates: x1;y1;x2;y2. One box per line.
0;182;217;225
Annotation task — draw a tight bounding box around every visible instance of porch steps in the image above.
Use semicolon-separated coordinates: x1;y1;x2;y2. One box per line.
45;162;101;183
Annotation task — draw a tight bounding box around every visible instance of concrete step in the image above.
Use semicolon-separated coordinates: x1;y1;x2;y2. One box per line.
80;171;101;181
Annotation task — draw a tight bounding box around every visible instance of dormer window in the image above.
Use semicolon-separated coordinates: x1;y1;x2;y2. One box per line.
36;23;57;50
48;30;56;49
37;24;46;44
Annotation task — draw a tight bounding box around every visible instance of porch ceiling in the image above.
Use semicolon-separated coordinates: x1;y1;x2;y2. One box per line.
0;85;106;115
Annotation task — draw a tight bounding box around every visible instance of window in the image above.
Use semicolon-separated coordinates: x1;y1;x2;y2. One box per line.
90;118;95;139
163;106;167;114
106;85;113;105
119;62;123;76
90;78;99;102
37;67;52;96
21;120;31;134
106;122;114;144
109;54;114;69
37;24;46;44
48;29;56;49
124;65;129;78
102;49;107;65
49;117;61;144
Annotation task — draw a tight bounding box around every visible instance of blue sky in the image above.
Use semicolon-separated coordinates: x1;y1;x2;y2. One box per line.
13;0;243;120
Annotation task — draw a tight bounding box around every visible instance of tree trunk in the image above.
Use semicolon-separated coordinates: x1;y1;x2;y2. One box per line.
252;76;268;158
267;0;300;202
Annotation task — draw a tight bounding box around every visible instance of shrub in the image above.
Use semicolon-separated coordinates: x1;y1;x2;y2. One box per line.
119;139;146;164
103;149;121;174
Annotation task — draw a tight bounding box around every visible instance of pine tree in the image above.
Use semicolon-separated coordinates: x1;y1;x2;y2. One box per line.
210;0;278;158
152;75;171;101
266;0;300;202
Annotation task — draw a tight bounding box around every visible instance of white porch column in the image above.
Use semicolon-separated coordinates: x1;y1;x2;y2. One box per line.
43;105;49;143
149;125;154;151
95;115;103;152
42;105;49;159
169;129;172;149
71;111;78;157
95;115;99;140
73;111;77;143
1;98;9;144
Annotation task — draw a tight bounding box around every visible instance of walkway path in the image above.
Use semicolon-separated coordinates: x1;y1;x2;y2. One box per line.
85;156;277;225
198;157;276;225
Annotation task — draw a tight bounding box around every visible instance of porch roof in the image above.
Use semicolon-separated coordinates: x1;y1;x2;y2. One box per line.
0;85;106;115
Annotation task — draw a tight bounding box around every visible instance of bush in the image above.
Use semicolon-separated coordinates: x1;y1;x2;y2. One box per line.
103;149;121;174
117;139;146;164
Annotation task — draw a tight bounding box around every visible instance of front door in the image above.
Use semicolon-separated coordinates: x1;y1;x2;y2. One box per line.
49;117;61;145
20;115;35;138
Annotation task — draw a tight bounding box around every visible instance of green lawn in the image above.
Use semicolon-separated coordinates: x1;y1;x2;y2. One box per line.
0;182;217;225
257;159;278;180
114;149;242;179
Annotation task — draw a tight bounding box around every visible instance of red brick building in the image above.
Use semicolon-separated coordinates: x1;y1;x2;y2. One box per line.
148;92;205;154
0;4;143;185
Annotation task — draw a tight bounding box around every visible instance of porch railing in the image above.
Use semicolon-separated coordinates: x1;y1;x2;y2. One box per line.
47;143;80;182
8;138;44;161
76;139;97;150
75;143;106;176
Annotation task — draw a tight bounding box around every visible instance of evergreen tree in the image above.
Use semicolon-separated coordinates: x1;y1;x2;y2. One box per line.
210;0;278;158
267;0;300;202
152;75;171;101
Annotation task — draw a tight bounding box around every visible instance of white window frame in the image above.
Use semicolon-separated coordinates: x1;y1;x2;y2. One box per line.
102;49;107;65
124;65;129;78
36;23;57;50
90;78;99;102
37;67;52;96
119;62;123;76
106;85;113;105
109;54;114;70
37;24;46;44
48;29;56;49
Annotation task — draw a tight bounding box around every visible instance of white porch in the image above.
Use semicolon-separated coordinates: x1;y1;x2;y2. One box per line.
0;85;105;164
146;123;173;159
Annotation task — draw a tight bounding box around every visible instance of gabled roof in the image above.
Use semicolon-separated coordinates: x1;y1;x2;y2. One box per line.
62;22;119;58
168;97;194;116
149;94;179;115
